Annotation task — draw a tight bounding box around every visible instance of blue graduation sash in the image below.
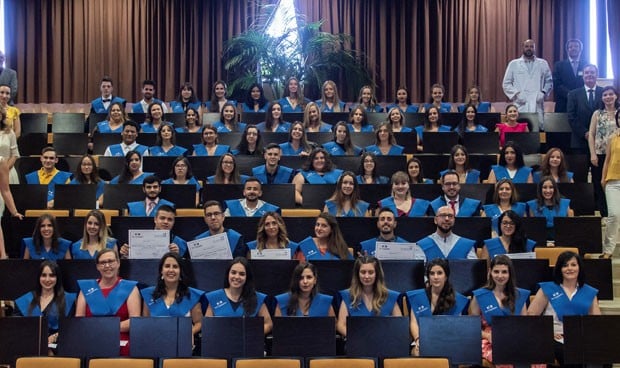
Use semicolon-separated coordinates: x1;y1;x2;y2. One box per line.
205;288;266;317
339;289;399;316
275;292;333;316
491;165;532;183
407;289;468;317
192;144;230;156
22;237;72;260
252;165;294;184
473;287;530;325
225;200;281;217
78;279;138;315
360;236;409;256
301;169;343;184
71;238;117;260
15;291;76;330
539;282;598;321
483;237;536;259
527;198;570;228
325;199;369;217
127;199;175;217
378;197;429;217
297;236;352;260
417;236;475;260
97;121;123;133
141;286;204;317
194;229;242;255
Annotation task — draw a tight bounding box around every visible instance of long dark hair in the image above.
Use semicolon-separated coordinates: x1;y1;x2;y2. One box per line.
286;262;319;316
553;251;585;287
457;103;479;137
358;152;379;180
425;258;456;314
155;124;177;146
327;171;364;216
235;125;263;155
265;101;284;131
118;151;142;184
499;141;526;168
535;176;561;209
314;212;349;260
447;144;472;172
497;211;528;253
406;157;426;184
302;148;335;172
74;154;102;184
224;257;258;316
28;260;67;317
176;82;199;104
245;83;268;110
209;80;228;112
331;121;355;154
152;252;191;303
484;255;517;313
32;213;60;255
169;156;194;180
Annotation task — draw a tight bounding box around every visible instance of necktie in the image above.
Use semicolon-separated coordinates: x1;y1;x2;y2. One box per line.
147;201;156;216
102;98;111;103
588;89;595;109
571;61;578;76
449;200;456;215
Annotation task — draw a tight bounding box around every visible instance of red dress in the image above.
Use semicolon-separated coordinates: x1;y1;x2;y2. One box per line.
496;122;528;147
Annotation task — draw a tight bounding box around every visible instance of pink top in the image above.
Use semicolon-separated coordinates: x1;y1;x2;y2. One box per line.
496;122;528;147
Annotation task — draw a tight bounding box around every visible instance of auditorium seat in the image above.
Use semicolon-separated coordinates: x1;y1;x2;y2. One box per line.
535;247;579;267
202;113;221;125
51;113;86;133
74;209;119;225
281;209;321;217
234;358;303;368
16;357;81;368
88;358;154;368
163;359;228;368
24;209;70;217
383;357;450;368
307;357;376;368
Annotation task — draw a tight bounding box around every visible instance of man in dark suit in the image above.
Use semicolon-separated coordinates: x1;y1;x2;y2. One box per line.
553;39;587;112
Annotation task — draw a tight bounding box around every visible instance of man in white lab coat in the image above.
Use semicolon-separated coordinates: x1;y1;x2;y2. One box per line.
502;39;553;130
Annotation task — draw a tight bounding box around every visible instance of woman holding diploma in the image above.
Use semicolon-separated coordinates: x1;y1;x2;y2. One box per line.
75;248;141;356
481;210;536;260
274;262;335;317
246;212;297;259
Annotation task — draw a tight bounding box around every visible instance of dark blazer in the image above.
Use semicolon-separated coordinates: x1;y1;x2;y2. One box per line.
567;85;603;150
553;58;587;112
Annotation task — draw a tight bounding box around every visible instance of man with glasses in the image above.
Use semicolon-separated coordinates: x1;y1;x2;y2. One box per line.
194;200;247;257
126;175;174;217
417;205;477;260
430;170;481;216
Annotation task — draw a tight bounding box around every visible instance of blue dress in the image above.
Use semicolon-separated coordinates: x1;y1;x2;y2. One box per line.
457;102;492;113
141;286;204;316
241;103;267;113
278;97;311;113
213;121;247;133
454;124;489;133
71;238;118;259
300;169;343;184
96;121;123;133
532;171;574;183
355;175;389;184
346;123;374;132
149;145;188;157
406;289;468;318
140;121;173;133
15;291;76;332
192;144;230;156
385;103;419;113
279;142;305;156
378;197;430;217
438;169;481;184
306;122;332;133
527;198;571;228
422;102;452;113
414;125;452;143
315;100;347;112
205;288;266;317
169;101;202;113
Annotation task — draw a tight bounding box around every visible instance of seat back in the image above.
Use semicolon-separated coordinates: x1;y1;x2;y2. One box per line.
88;358;154;368
234;358;303;368
535;247;580;267
16;357;81;368
383;357;450;368
162;359;228;368
307;357;376;368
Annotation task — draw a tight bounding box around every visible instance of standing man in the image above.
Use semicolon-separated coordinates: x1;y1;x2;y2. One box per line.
126;175;175;217
502;39;553;129
553;39;587;112
90;76;126;114
0;50;17;103
417;206;477;260
224;178;280;217
252;143;295;184
132;79;168;113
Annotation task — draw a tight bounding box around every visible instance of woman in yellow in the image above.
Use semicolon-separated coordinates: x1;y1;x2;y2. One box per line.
600;110;620;258
0;84;20;137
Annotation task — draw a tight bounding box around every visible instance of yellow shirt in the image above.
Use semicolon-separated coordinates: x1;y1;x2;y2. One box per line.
606;134;620;181
37;168;69;185
3;105;20;130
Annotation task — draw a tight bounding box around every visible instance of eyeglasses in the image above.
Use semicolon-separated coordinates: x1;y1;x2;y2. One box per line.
501;221;516;227
436;213;454;219
97;259;117;267
205;211;223;218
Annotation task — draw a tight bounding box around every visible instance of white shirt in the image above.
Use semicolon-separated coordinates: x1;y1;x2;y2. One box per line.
428;232;477;259
103;141;150;157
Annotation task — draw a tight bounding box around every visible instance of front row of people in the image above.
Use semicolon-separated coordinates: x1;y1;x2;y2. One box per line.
14;250;599;365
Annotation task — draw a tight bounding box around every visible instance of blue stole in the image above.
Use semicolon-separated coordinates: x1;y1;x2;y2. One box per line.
241;103;266;112
22;237;71;260
483;237;536;259
107;144;149;157
339;289;399;316
205;288;266;317
315;100;346;112
246;240;297;257
457;102;491;113
141;286;204;317
297;236;353;260
539;282;598;321
482;202;527;233
194;229;242;256
97;121;123;133
430;197;480;217
78;279;138;315
455;124;489;133
346;123;375;132
170;101;201;113
385;103;419;113
305;122;332;133
15;291;76;331
473;287;530;324
301;169;343;184
491;165;532;183
149;145;187;157
127;199;175;217
324;199;369;217
378;197;430;217
414;125;452;142
252;165;294;184
278;97;311;113
140;121;173;133
356;175;389;184
439;169;480;184
71;238;118;260
162;177;201;192
275;292;333;316
406;289;468;317
225;199;281;217
132;98;164;113
255;121;291;133
110;172;153;185
204;100;238;112
527;198;570;228
206;175;249;184
279;142;304;156
364;144;404;156
192;144;230;156
360;236;409;256
322;141;362;156
213;121;247;133
91;96;126;113
25;170;72;202
422;103;452;113
69;179;105;201
533;171;574;183
417;236;476;260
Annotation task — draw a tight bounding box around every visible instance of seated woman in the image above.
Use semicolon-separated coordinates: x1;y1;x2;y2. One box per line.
175;107;202;134
241;83;268;113
533;147;574;183
274;262;336;317
207;153;249;184
149;124;187;157
347;105;374;132
481;211;536;260
70;154;105;207
323;171;370;217
439;144;480;183
278;77;310;113
419;83;452;113
457;85;494;113
213;102;246;133
378;171;430;217
454;104;489;135
110;151;153;184
169;82;201;113
304;102;332;132
95;102;127;134
296;212;353;261
407;258;469;356
528;251;600;366
385;86;419;113
192;124;231;156
23;213;71;260
527;176;574;240
336;256;402;337
356;85;383;113
247;212;297;258
71;209;118;260
385;106;413;133
415;106;452;152
323;121;362;156
495;104;529;148
357;152;389;184
279;121;313;156
233;125;263;156
14;261;76;349
470;255;529;366
364;122;404;156
487;141;533;183
162;156;201;207
205;80;237;113
256;101;291;133
406;157;433;184
204;257;273;334
481;179;527;234
292;148;343;205
141;252;204;348
141;102;171;133
75;248;141;356
316;80;346;112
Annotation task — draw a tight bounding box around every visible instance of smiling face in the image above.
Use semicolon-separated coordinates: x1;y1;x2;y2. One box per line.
408;161;420;180
504;147;517;166
499;216;516;237
506;106;519;121
431;87;444;103
427;107;439;124
360;87;372;103
39;265;57;293
453;148;467;167
583;65;598;88
0;85;12;104
271;103;282;120
263;215;280;239
264;147;281;167
363;155;375;174
97;251;119;279
601;89;618;106
548;150;562;168
243;180;262;202
308;105;320;123
490;264;509;287
339;174;355;196
291;123;304;141
220;155;235;175
541;180;555;201
377;210;396;235
335;124;348;143
181;86;192;100
312;152;326;172
160;256;181;283
497;182;513;202
288;79;299;94
149;104;163;120
392;179;409;197
109;104;123;122
441;173;460;199
351;108;364;124
214;82;226;99
202;127;217;144
323;83;335;99
228;262;247;290
389;109;402;125
468;88;480;103
154;209;175;231
160;125;173;140
396;88;408;103
80;156;94;176
561;256;580;282
314;217;332;239
40;150;58;171
465;106;476;122
142;84;155;100
121;124;138;145
434;206;455;234
85;215;101;239
299;267;317;294
128;153;142;173
222;105;236;123
39;218;54;240
185;109;197;125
